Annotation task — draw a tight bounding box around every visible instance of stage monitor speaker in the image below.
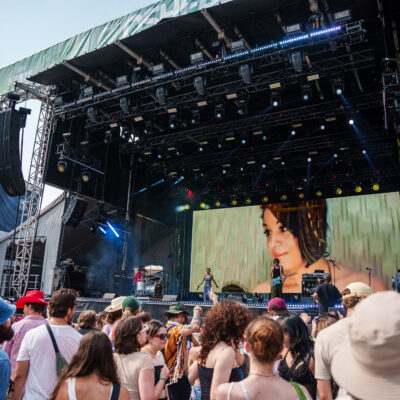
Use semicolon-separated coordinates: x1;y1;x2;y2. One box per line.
162;294;178;301
103;293;116;299
62;195;88;227
0;107;31;197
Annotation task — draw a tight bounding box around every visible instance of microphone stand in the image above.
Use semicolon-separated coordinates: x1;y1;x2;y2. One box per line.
366;267;372;286
328;259;340;285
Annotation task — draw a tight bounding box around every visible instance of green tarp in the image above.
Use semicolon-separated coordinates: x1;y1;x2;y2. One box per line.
0;0;230;95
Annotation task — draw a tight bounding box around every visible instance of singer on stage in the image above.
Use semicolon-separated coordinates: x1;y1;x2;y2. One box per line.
197;267;218;302
270;258;286;298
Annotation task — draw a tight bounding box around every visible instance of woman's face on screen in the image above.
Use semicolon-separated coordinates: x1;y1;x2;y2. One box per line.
263;208;304;270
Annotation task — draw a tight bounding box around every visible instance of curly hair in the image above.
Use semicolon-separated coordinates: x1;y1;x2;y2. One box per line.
77;310;97;329
262;200;328;266
199;300;253;366
114;316;143;355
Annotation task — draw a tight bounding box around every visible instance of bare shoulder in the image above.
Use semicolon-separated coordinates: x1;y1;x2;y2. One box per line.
216;382;233;400
336;266;388;291
251;280;270;293
119;385;130;400
54;380;69;400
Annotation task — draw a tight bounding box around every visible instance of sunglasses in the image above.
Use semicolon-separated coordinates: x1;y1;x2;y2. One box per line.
154;333;170;340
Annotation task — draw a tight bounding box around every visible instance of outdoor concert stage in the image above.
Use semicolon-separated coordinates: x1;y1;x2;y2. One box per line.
75;296;339;320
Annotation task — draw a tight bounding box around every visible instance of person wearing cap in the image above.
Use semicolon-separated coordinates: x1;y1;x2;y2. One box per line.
314;282;373;400
264;297;290;320
3;291;48;374
0;297;15;400
164;303;202;380
331;291;400;400
313;274;342;314
12;289;82;400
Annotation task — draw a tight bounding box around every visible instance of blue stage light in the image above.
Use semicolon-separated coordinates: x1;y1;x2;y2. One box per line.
107;222;120;238
99;226;107;235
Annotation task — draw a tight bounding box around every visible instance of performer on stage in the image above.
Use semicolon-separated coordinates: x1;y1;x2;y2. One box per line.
313;273;342;314
270;259;286;298
197;267;218;302
134;266;146;293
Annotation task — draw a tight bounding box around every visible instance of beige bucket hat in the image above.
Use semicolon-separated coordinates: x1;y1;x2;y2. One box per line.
331;291;400;400
104;296;126;312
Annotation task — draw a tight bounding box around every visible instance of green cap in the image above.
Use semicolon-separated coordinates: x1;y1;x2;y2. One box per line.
122;296;142;313
164;303;189;315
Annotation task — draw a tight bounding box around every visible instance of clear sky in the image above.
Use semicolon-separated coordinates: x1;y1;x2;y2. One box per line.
0;0;156;207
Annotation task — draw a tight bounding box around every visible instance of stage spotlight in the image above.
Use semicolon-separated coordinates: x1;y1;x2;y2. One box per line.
240;167;244;172
156;87;167;105
191;109;200;125
239;64;251;84
333;153;338;158
336;188;343;195
348;119;354;125
262;196;269;203
81;170;91;183
215;201;221;207
245;198;252;204
87;107;97;123
237;99;247;116
98;226;107;235
301;85;312;101
320;124;326;130
290;51;303;73
119;97;129;114
198;146;203;152
104;130;112;144
372;183;380;191
169;114;177;129
316;190;322;197
184;204;190;210
231;199;238;206
262;164;266;168
354;185;362;193
281;161;286;166
291;130;296;136
332;79;344;95
194;76;206;96
270;92;280;107
222;169;227;174
280;194;288;201
215;104;225;119
143;121;152;135
298;193;305;199
57;160;67;173
200;202;206;209
89;224;97;233
362;149;366;154
262;135;267;141
107;221;120;238
307;157;312;162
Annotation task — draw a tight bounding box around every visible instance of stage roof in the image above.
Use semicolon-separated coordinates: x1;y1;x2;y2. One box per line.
0;0;240;95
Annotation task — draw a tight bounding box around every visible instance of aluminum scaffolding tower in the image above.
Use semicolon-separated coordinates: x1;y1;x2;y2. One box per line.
11;88;54;297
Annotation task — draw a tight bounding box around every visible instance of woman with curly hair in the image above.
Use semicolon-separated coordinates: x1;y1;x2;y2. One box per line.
188;300;253;400
217;316;311;400
49;330;130;400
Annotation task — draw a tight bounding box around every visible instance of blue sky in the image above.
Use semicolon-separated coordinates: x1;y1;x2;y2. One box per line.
0;0;156;207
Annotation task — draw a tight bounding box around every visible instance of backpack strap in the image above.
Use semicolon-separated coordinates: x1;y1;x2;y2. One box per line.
110;382;120;400
290;382;308;400
45;324;61;354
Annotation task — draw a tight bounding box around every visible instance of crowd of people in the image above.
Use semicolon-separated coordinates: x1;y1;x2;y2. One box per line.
0;283;399;400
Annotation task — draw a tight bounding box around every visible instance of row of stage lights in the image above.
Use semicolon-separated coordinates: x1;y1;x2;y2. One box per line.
176;183;381;212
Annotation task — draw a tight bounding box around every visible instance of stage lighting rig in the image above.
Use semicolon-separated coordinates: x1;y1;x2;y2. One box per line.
286;23;303;36
104;130;112;144
169;114;178;129
152;63;165;76
143;120;152;135
57;160;67;173
301;85;312;101
332;78;344;95
215;104;225;119
116;75;130;87
80;85;94;99
119;97;129;114
87;107;97;123
231;39;246;53
270;92;280;107
333;9;352;24
81;170;91;183
194;76;206;96
191;109;200;125
190;52;204;65
290;51;303;73
156;87;167;105
239;64;251;84
236;99;247;116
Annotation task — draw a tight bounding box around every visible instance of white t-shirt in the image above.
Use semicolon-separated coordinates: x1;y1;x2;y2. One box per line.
17;323;82;400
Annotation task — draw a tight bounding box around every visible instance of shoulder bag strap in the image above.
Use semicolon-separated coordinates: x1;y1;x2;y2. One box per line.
45;324;60;354
290;382;308;400
110;382;120;400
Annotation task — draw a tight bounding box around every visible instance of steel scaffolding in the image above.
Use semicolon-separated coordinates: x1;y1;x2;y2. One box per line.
11;92;54;297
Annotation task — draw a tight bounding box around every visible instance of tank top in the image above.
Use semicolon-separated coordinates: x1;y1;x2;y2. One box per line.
67;377;117;400
204;276;212;286
198;366;242;400
272;266;281;279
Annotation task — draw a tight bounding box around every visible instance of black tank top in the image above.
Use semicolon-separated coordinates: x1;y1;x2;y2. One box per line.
272;266;281;278
198;366;242;400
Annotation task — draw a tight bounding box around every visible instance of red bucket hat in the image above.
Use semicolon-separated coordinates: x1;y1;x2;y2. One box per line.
16;290;48;309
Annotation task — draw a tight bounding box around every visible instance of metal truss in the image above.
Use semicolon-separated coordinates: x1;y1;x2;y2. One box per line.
11;93;55;297
0;82;48;110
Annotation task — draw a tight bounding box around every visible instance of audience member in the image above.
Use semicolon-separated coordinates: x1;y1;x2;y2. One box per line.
189;300;252;400
49;330;129;400
313;274;342;314
264;297;290;320
138;311;151;324
314;282;373;400
217;316;311;400
189;345;202;400
331;291;400;400
12;289;82;400
77;310;97;335
3;291;48;374
141;320;170;399
121;296;142;320
0;297;15;400
113;316;168;400
277;314;316;399
103;297;125;348
311;313;340;340
164;303;202;384
96;311;108;330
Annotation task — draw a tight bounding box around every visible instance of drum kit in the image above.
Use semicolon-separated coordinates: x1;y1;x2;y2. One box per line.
136;275;163;298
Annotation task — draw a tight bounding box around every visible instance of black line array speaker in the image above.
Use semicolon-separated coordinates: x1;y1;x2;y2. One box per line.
0;107;31;197
62;195;88;227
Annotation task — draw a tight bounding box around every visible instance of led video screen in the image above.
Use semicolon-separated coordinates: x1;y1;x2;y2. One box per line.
190;192;399;293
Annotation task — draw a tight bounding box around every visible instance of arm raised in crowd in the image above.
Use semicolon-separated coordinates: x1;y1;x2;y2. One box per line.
181;306;202;337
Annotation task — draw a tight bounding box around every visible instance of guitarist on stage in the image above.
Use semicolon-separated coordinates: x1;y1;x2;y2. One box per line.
270;258;286;298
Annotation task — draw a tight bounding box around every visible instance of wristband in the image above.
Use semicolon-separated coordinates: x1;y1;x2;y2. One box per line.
159;377;167;384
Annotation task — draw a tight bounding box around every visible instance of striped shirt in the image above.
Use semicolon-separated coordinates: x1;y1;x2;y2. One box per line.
2;315;46;373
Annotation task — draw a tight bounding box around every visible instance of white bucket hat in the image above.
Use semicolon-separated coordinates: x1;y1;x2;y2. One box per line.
104;296;126;312
331;291;400;400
